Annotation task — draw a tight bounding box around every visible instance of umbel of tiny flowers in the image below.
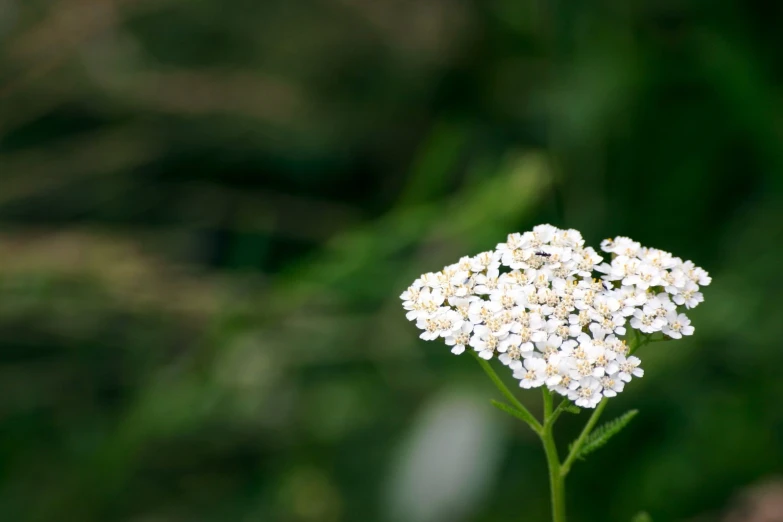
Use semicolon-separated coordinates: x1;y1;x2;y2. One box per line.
400;224;710;522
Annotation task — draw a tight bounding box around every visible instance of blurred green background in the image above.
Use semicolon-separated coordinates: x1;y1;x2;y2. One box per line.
1;1;782;521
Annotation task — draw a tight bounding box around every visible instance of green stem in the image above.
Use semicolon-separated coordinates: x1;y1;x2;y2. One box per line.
470;351;542;433
543;387;554;417
548;398;572;427
541;389;566;522
560;398;608;476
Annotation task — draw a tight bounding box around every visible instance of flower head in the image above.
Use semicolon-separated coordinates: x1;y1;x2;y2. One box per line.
401;225;710;408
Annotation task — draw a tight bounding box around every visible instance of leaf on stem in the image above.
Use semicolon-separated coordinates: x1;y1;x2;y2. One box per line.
569;409;638;459
563;404;581;414
490;400;539;429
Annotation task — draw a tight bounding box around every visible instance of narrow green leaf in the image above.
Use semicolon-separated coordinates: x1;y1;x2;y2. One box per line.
631;511;652;522
472;351;542;432
564;404;581;414
569;409;638;459
490;400;539;429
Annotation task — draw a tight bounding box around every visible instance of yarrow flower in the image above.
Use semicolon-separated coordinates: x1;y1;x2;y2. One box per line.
400;224;710;408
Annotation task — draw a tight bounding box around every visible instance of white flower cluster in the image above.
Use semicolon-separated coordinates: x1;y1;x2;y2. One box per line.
400;224;710;408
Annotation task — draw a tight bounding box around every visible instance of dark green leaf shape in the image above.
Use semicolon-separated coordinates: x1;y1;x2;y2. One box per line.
490;400;539;427
570;409;638;459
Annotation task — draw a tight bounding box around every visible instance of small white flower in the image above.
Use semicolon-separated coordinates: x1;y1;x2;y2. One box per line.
611;237;642;257
616;285;648;309
499;342;527;370
416;317;441;341
477;315;512;338
515;357;547;389
681;260;712;286
640;247;677;270
433;310;463;337
643;293;676;316
489;285;525;311
444;322;474;354
467;300;502;325
470;250;502;273
400;285;421;307
672;281;704;309
543;354;569;386
614;256;643;281
576;247;602;276
532;224;558;245
535;334;564;359
630;309;665;334
569;357;599;380
591;294;621;317
417;272;443;289
405;288;446;321
469;331;500;360
550;373;580;396
692;266;712;286
623;263;663;290
662;269;687;294
607;355;644;382
474;267;501;294
569;377;603;408
662;312;694;339
599;374;626;397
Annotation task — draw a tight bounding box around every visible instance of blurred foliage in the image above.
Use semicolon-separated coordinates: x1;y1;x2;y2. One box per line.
1;0;783;521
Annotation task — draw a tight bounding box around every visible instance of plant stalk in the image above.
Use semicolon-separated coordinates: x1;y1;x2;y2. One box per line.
560;398;608;476
471;351;542;433
541;389;566;522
